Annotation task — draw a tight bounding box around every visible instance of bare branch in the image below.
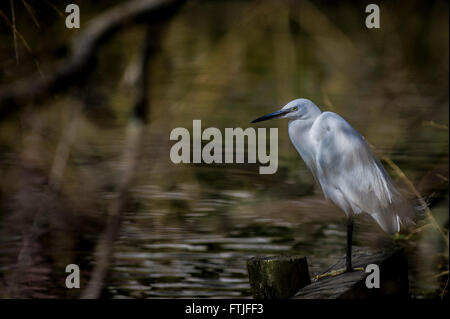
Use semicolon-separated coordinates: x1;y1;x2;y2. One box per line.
0;0;184;121
80;25;162;299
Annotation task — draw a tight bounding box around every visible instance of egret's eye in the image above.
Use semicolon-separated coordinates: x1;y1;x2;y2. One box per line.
292;106;298;111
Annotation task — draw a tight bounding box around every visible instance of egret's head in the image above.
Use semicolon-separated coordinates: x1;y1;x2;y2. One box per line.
251;98;321;123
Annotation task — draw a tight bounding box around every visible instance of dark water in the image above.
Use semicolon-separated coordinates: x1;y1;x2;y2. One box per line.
109;189;350;298
0;0;448;298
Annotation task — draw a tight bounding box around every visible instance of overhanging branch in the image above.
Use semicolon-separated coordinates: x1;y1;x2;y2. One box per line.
0;0;184;121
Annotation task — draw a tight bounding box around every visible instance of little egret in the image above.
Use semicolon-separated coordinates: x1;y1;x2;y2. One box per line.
252;98;415;272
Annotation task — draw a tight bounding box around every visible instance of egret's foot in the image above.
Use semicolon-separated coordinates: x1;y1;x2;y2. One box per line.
346;266;364;273
314;268;345;280
313;267;364;281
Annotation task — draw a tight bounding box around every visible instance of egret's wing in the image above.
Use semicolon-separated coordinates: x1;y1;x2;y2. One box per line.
313;112;414;234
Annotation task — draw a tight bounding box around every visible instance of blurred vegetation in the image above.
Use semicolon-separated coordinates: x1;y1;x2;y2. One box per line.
0;0;448;298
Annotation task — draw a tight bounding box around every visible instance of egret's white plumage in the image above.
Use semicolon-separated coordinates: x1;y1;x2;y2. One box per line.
253;98;415;235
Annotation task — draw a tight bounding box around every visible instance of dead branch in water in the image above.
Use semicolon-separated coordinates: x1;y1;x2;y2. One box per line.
80;21;167;298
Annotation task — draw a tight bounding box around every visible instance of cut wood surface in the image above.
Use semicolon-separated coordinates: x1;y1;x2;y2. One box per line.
293;247;409;299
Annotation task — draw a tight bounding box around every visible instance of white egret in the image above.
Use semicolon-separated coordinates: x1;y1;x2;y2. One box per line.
252;98;415;272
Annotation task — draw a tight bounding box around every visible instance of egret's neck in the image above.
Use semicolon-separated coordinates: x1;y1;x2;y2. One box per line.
287;103;322;154
287;116;321;175
288;118;316;139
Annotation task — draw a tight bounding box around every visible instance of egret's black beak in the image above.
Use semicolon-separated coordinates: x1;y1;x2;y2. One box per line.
251;109;290;123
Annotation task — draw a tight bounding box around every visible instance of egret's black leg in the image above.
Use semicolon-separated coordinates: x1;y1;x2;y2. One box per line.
346;215;353;272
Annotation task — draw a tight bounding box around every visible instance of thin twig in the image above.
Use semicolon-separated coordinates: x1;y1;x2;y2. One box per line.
435;174;449;183
42;0;66;18
21;0;41;29
433;270;449;279
0;9;43;77
422;120;449;131
405;223;432;240
441;276;449;299
10;0;18;64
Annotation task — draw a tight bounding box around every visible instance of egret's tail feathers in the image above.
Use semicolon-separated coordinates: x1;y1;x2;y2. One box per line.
370;211;400;235
370;199;417;235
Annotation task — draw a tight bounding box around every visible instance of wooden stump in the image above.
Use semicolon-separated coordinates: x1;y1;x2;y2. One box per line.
247;255;310;299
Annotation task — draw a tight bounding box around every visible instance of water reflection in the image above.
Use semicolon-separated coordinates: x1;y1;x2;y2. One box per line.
107;184;372;298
